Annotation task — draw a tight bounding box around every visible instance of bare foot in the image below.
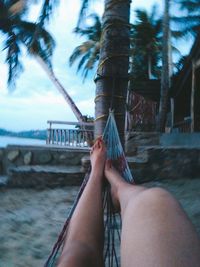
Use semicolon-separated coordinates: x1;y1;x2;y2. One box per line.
90;137;106;179
105;160;147;215
104;160;127;212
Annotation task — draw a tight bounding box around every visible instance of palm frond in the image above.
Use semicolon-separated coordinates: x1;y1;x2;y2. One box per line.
69;41;94;66
19;21;55;68
134;9;149;24
171;45;181;55
70;12;101;80
74;13;102;42
8;0;28;18
175;0;200;13
77;51;91;73
84;42;100;70
174;55;188;71
4;32;23;88
131;6;163;79
77;0;90;27
172;15;200;25
171;29;190;39
38;0;59;26
150;4;158;22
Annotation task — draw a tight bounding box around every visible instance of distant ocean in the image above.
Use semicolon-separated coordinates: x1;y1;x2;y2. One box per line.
0;136;45;148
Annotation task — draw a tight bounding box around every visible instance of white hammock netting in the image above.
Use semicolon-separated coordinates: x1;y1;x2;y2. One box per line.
44;110;134;267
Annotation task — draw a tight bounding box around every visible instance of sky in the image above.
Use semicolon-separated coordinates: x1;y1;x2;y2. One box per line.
0;0;192;131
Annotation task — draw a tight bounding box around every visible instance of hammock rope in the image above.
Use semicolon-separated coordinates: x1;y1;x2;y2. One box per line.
44;110;134;267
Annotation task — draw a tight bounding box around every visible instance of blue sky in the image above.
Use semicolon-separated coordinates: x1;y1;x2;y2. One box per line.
0;0;192;131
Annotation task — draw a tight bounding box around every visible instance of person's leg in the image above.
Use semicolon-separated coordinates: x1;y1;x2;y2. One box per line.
105;161;200;267
58;138;106;267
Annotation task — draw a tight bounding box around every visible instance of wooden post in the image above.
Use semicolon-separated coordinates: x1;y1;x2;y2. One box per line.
170;98;174;129
191;61;195;132
58;129;60;145
68;130;70;146
52;129;54;144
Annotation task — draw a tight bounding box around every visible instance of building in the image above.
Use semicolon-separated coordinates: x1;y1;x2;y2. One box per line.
171;33;200;132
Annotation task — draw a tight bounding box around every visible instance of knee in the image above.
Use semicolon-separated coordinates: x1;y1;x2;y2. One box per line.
132;187;181;213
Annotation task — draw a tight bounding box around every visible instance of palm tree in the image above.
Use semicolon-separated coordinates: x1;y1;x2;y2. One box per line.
0;0;57;86
94;0;131;144
157;0;171;132
157;0;200;132
69;13;101;80
0;0;85;123
130;7;162;80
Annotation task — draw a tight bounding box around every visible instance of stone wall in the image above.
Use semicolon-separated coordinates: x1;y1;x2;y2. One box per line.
126;132;200;155
1;140;200;187
2;145;88;176
130;146;200;183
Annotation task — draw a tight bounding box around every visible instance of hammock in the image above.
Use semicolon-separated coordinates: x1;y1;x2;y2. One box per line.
44;110;134;267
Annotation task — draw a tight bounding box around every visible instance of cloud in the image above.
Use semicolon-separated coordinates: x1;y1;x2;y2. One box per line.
77;97;95;117
0;90;80;131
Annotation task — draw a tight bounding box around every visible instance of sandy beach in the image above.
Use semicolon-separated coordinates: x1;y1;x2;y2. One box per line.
1;178;200;267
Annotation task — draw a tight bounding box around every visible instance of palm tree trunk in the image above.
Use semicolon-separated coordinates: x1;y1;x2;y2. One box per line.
148;55;152;79
94;0;131;146
157;0;170;132
35;56;85;123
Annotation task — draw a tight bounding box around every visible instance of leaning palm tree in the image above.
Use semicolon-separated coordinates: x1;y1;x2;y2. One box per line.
38;0;131;145
0;0;85;123
69;13;101;80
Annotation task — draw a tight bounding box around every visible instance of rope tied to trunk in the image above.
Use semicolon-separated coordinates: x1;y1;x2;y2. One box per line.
96;54;130;76
94;94;126;103
94;112;124;122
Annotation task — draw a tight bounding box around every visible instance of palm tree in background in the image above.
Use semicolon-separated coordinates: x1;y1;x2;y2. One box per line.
69;13;101;80
0;0;85;122
70;7;163;81
157;0;171;132
157;0;200;131
130;7;162;80
173;0;200;37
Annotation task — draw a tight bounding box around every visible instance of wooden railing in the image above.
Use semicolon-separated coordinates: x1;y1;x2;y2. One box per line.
46;120;94;147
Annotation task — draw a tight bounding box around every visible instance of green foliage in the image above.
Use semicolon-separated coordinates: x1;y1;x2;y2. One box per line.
0;0;55;88
77;0;90;27
38;0;60;27
130;7;162;80
69;7;164;81
0;128;47;140
69;13;101;80
172;0;200;37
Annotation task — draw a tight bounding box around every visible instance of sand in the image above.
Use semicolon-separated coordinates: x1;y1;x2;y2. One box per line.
0;178;200;267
